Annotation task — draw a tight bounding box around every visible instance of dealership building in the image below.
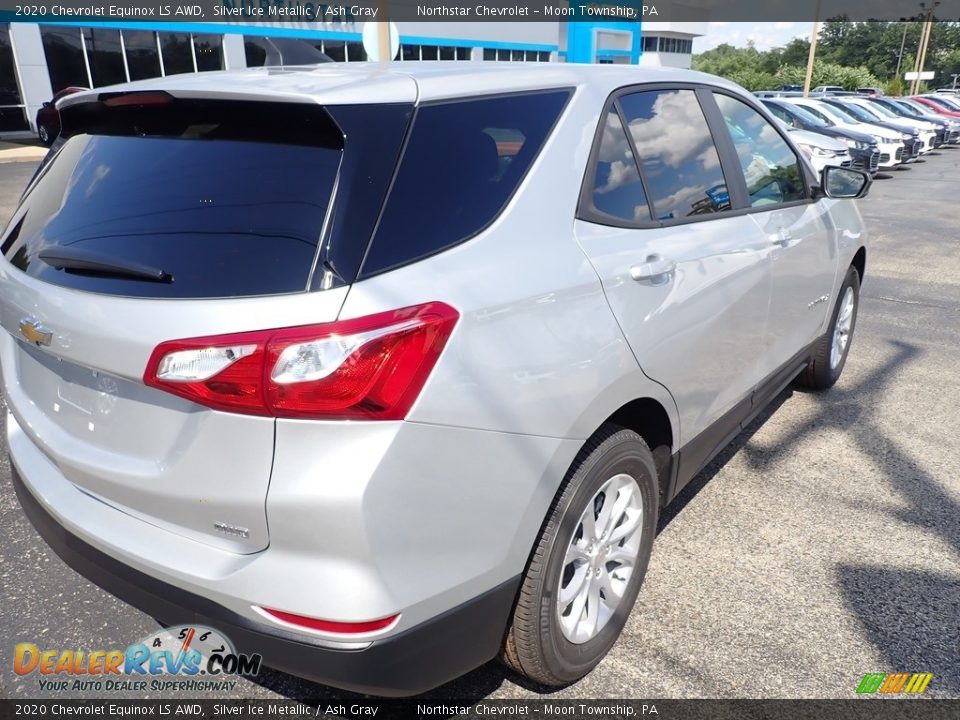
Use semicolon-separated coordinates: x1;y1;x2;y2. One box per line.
0;18;706;136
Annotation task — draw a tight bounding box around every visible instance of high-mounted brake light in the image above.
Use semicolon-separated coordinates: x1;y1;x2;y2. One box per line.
102;91;174;107
143;302;458;420
259;608;399;635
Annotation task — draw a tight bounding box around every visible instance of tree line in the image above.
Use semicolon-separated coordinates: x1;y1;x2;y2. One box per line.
692;20;960;93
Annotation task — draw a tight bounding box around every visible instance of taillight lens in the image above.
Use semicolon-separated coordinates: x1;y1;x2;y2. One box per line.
143;302;458;420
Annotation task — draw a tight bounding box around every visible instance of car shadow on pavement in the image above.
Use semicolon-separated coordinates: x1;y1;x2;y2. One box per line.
248;647;549;702
657;390;791;533
734;339;960;695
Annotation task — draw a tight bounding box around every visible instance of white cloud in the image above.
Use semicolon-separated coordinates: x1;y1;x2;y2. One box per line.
626;91;718;171
697;22;812;52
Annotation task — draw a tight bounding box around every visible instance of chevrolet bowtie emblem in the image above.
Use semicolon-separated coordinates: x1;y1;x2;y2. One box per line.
18;318;52;346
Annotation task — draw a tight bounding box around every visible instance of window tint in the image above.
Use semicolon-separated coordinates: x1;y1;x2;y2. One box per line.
193;34;223;72
0;23;27;131
585;110;650;223
40;27;89;92
714;94;806;207
764;103;793;125
159;32;193;75
787;103;830;127
618;89;731;221
3;101;343;299
123;31;161;81
794;103;833;125
82;28;126;87
362;90;570;277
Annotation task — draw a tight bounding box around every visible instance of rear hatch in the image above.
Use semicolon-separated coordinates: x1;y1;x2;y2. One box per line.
0;81;413;553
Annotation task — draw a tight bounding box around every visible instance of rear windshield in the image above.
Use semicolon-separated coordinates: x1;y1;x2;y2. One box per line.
2;99;342;298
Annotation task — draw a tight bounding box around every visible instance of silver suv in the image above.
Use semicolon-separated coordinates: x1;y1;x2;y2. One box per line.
3;65;870;695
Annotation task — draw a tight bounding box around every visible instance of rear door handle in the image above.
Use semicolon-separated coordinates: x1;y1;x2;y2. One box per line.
630;255;676;283
770;227;792;247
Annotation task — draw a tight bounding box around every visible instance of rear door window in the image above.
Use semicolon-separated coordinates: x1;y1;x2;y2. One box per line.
618;89;732;221
360;90;571;277
2;99;343;298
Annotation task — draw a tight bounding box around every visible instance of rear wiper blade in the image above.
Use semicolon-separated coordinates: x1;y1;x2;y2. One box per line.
38;247;173;283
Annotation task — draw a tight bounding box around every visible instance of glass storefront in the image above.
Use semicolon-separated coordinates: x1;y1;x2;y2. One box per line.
39;27;225;93
82;28;125;87
39;25;87;92
159;32;194;75
123;30;162;81
0;23;28;131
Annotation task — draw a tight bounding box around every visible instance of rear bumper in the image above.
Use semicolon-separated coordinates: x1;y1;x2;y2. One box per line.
12;466;521;697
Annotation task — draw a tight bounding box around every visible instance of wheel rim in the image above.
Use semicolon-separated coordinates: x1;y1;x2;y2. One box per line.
830;287;855;370
557;473;644;644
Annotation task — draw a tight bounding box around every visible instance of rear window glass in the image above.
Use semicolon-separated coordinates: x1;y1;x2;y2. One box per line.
2;99;342;298
585;109;650;223
618;89;731;221
360;90;571;278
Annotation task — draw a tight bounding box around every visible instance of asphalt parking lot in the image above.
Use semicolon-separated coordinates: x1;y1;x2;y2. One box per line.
1;150;958;701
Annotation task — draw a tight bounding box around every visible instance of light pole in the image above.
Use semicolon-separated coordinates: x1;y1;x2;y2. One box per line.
894;23;908;80
952;73;960;89
910;1;939;95
803;0;823;97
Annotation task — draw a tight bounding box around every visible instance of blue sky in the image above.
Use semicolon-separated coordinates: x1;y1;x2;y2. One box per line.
695;22;814;52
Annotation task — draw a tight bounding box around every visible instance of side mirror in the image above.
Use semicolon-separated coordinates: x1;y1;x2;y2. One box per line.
820;165;871;199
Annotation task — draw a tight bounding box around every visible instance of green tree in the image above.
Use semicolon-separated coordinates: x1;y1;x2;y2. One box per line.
780;38;812;67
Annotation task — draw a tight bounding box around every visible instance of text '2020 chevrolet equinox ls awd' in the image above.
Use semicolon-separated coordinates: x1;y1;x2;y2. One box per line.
3;64;870;695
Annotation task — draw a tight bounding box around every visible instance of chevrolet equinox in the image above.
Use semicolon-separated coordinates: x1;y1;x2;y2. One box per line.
3;64;870;695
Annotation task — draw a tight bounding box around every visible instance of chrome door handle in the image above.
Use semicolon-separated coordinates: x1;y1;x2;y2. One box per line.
770;227;792;246
630;255;676;283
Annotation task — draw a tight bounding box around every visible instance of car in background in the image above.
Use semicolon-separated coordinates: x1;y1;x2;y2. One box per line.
856;87;885;96
910;95;960;118
779;84;803;92
762;98;879;174
846;97;939;151
813;85;847;94
35;87;86;146
778;122;853;175
919;93;960;112
819;98;925;159
786;97;910;168
864;96;951;147
883;97;960;144
934;88;959;95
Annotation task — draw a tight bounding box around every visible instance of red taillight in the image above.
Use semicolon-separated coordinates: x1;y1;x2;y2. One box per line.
143;302;458;420
259;608;399;635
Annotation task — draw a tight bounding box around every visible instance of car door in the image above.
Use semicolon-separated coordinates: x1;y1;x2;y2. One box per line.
574;86;772;462
710;92;838;378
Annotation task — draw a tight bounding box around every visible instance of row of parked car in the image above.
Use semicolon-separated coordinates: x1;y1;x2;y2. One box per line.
751;89;960;175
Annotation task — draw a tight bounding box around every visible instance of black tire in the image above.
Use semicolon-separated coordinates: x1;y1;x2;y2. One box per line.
796;265;860;391
501;424;659;686
38;124;53;147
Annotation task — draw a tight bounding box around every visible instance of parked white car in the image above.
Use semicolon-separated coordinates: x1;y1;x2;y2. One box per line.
777;121;852;174
787;98;909;168
844;97;937;154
